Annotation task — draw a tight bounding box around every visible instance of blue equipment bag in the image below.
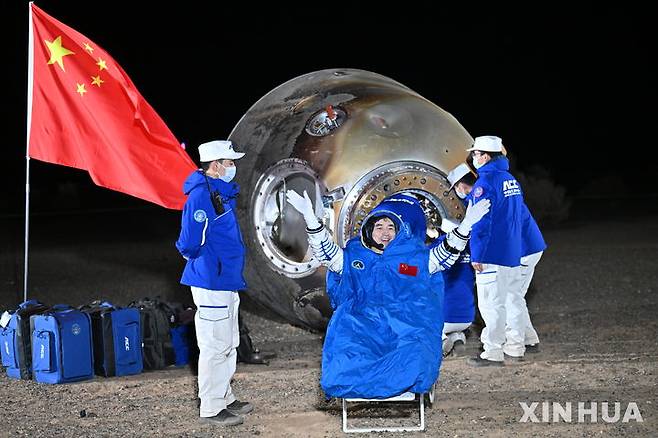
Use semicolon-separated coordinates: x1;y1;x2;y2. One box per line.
163;300;197;367
30;305;94;384
80;301;142;377
169;324;191;367
1;317;17;367
1;300;50;380
0;310;16;367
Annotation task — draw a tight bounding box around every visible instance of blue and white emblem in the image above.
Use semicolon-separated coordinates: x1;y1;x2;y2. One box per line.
71;323;81;336
194;209;207;223
352;260;365;270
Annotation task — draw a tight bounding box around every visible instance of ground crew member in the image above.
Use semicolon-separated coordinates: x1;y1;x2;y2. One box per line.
176;140;253;425
465;135;544;366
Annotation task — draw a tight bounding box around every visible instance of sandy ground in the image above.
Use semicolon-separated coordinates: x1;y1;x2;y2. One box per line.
1;212;657;437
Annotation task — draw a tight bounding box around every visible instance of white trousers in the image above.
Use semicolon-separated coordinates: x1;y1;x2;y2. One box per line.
506;251;543;351
475;263;525;361
191;287;240;417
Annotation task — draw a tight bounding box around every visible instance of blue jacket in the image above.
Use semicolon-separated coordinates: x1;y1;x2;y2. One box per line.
434;235;475;324
176;170;247;291
521;208;546;257
321;194;443;399
470;157;546;267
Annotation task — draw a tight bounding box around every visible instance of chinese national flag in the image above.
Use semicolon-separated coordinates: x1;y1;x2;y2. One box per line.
28;4;196;210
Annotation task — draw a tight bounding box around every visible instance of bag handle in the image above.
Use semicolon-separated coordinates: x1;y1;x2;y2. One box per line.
80;300;117;312
51;304;74;311
19;299;42;309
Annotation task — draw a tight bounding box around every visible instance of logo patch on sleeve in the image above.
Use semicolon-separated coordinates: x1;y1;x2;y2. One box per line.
193;209;207;223
473;186;484;198
398;263;418;276
351;260;365;270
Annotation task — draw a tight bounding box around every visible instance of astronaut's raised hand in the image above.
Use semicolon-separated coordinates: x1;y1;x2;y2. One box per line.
457;198;491;235
286;189;321;229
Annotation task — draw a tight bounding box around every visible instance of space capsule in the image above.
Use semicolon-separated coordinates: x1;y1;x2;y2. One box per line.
228;69;473;331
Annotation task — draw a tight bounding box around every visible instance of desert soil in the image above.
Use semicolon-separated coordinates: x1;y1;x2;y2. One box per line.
1;212;657;437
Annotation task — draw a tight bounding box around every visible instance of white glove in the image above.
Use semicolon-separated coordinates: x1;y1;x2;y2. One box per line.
286;190;321;229
457;199;491;235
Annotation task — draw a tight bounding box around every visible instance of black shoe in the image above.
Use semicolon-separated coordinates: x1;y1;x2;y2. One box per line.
200;409;243;426
504;353;525;362
260;350;277;360
241;351;270;365
466;356;504;367
227;400;254;415
247;349;277;364
525;344;540;353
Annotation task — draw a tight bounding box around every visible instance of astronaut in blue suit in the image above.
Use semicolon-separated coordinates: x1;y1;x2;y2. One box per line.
287;190;490;399
465;136;546;367
438;163;478;357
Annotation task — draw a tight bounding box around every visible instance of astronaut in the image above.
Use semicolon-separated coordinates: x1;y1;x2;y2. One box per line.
286;190;490;398
437;163;478;357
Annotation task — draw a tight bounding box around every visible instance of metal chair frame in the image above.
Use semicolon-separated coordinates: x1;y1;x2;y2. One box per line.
341;391;425;433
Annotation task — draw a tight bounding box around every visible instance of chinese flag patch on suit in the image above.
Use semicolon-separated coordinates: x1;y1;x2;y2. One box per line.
27;4;196;209
398;263;418;276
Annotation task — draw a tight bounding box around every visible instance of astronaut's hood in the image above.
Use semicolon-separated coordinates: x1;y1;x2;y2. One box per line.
360;193;427;245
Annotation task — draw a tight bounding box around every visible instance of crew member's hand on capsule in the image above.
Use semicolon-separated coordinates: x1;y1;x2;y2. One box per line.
286;190;321;229
456;198;491;236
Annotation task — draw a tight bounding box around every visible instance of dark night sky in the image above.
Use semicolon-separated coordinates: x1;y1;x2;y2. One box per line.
3;2;656;214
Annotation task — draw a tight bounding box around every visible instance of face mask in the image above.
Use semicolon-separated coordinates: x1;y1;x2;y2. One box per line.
219;164;236;183
472;156;484;169
455;189;467;199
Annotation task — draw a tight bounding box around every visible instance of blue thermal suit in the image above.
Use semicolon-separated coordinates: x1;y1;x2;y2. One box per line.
311;194;465;399
435;234;475;325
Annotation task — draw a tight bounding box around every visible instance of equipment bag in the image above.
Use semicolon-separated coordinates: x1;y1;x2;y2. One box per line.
128;298;175;370
1;300;50;380
180;304;272;371
79;301;143;377
169;324;191;367
1;311;16;368
162;301;197;367
30;305;94;384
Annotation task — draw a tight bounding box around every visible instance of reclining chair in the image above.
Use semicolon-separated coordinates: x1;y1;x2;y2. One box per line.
341;382;436;433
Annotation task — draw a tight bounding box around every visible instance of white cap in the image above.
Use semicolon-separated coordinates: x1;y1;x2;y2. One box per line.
466;135;504;152
198;140;245;162
440;218;459;233
446;163;473;189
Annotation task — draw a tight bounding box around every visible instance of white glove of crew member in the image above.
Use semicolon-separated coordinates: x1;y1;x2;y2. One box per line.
286;190;321;229
456;199;491;235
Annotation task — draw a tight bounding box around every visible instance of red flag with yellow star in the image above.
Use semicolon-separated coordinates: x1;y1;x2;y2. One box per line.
27;4;196;209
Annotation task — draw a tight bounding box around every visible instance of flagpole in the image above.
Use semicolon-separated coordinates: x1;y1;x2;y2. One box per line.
24;2;35;302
